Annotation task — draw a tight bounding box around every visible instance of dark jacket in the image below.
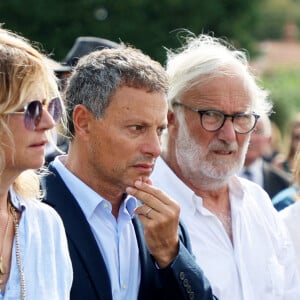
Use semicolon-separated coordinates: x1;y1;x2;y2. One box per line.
41;163;217;300
263;161;292;199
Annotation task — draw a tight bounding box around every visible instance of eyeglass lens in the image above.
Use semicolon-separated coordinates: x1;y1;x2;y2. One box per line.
24;97;62;130
201;111;257;133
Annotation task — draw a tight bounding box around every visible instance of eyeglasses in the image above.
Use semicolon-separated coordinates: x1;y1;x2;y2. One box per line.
9;97;63;130
173;102;260;134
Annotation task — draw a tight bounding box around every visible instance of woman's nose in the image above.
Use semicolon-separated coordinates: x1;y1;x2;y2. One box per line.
36;109;56;130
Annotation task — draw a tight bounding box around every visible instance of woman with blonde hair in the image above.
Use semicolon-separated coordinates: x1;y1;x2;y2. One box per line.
273;113;300;174
280;147;300;273
0;26;72;299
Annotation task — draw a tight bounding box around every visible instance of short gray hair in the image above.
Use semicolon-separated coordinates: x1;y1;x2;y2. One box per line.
66;45;168;136
166;33;272;116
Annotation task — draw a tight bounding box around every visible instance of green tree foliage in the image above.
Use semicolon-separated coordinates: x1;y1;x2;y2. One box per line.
0;0;263;63
262;68;300;134
4;0;300;142
255;0;300;40
253;0;300;135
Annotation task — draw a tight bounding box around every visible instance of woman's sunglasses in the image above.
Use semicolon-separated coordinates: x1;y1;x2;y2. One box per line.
10;97;63;130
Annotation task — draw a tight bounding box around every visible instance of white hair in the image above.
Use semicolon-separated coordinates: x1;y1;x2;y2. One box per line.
258;114;272;137
166;33;272;116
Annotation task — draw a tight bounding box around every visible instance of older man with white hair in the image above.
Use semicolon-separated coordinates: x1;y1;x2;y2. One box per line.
151;33;300;300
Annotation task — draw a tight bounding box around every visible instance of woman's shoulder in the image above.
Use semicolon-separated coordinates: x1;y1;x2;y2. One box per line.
23;198;65;230
280;201;300;220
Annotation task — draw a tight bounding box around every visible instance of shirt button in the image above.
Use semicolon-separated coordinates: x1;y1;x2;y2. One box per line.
122;283;127;289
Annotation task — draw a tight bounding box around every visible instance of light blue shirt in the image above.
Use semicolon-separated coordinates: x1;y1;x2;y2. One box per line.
0;188;73;300
53;156;141;300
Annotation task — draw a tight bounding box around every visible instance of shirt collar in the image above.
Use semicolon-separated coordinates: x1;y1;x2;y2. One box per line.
53;155;138;219
192;176;246;215
152;157;247;215
151;157;197;215
122;194;138;218
9;187;27;212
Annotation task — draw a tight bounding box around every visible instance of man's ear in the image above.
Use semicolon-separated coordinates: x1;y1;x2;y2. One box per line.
167;110;175;126
72;104;92;140
167;110;178;137
266;135;272;145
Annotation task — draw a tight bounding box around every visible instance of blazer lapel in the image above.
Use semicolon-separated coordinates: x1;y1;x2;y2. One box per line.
42;164;112;300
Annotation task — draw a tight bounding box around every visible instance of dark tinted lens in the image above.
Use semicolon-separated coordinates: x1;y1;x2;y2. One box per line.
24;101;42;130
48;97;62;123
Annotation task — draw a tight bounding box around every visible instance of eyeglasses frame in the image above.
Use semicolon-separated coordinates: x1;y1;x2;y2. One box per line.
8;97;62;130
172;102;260;134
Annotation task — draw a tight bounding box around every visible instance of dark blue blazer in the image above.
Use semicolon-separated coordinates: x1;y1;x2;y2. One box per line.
41;164;216;300
262;161;291;199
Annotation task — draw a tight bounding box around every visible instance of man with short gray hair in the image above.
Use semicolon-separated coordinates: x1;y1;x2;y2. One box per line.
42;45;217;300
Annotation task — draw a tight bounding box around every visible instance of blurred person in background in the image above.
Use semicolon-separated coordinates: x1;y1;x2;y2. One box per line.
280;146;300;273
238;114;291;198
273;113;300;175
0;26;72;299
272;114;300;210
262;120;284;164
54;36;120;94
271;116;300;209
272;179;299;211
151;33;300;300
45;36;120;165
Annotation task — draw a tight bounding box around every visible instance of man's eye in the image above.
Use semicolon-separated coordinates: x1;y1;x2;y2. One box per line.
131;125;143;131
204;111;223;119
157;127;166;136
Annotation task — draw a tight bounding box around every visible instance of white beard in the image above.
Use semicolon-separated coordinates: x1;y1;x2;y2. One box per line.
174;112;249;189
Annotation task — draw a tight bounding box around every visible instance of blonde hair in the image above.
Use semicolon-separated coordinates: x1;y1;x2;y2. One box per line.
0;26;62;199
293;141;300;178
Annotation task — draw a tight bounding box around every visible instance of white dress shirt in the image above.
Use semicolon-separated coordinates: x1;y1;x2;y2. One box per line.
280;201;300;274
53;156;141;300
151;157;300;300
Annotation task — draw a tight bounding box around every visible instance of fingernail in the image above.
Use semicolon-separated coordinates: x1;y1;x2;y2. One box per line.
135;180;142;187
126;187;135;194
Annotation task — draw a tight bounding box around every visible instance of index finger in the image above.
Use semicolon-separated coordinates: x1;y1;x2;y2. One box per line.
126;180;175;206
